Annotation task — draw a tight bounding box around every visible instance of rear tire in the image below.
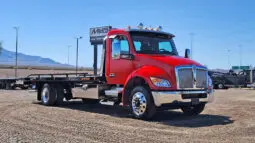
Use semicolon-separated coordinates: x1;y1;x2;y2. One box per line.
41;83;57;106
181;103;205;116
129;86;156;120
55;84;64;105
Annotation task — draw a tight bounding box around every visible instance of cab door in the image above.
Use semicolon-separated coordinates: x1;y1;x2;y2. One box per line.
106;34;134;84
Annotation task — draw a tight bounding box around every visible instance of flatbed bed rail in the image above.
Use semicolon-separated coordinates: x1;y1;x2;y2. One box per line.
0;72;105;90
27;72;88;78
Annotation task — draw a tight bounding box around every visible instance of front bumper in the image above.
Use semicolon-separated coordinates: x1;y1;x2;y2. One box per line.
152;90;214;107
247;83;255;88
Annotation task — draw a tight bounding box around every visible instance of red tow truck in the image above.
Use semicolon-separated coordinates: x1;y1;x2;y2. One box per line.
12;24;214;119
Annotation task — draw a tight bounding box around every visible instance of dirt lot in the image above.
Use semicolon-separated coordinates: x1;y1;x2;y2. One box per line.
0;89;254;143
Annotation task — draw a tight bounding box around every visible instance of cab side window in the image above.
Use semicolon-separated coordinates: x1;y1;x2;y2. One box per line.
111;35;130;59
133;41;141;51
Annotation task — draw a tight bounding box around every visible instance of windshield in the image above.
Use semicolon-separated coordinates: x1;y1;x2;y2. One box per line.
130;32;178;56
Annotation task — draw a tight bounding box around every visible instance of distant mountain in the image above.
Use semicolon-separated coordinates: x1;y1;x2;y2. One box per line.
0;48;73;68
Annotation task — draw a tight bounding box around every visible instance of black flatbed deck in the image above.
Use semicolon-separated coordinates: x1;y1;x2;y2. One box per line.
0;72;104;90
29;72;104;84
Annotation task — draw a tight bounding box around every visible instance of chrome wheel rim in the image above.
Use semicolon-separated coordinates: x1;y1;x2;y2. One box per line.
132;92;147;116
42;87;49;103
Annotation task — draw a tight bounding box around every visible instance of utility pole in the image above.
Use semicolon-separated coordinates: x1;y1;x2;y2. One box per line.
13;26;19;78
75;37;82;75
67;45;71;65
189;33;195;59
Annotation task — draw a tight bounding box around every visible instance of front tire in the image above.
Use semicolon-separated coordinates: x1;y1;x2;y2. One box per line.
129;86;156;120
181;103;205;116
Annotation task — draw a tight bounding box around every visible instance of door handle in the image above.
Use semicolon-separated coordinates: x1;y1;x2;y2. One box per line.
109;73;115;77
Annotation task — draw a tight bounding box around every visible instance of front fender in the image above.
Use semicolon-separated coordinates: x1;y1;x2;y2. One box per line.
132;66;170;88
122;66;175;106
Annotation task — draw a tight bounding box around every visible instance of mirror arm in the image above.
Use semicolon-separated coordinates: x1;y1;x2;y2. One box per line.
120;54;134;60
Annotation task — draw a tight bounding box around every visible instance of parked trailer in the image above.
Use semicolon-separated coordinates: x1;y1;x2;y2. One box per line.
0;77;31;90
0;25;214;119
0;78;16;89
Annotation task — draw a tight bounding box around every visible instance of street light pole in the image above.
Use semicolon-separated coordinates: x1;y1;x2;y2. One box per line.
13;27;19;78
75;37;82;75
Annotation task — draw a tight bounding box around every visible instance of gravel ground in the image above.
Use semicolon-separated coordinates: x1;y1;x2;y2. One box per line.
0;89;254;143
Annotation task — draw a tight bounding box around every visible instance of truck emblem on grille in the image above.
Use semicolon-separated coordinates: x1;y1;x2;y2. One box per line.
192;65;197;88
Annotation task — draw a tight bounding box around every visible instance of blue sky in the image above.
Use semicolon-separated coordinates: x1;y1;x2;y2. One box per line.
0;0;254;69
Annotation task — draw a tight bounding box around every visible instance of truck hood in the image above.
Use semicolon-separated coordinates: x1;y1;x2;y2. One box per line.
134;54;205;89
140;55;203;67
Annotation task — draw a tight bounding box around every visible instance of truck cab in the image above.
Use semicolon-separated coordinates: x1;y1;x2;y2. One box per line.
98;26;214;119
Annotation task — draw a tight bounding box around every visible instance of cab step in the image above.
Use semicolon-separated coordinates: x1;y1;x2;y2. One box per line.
104;87;123;97
99;99;123;106
99;100;115;106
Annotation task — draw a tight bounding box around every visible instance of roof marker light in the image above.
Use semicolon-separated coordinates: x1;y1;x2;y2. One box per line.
157;26;162;31
138;23;143;29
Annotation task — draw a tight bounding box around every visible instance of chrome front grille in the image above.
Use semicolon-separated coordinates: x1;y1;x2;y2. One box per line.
196;69;208;88
176;65;208;89
178;68;193;88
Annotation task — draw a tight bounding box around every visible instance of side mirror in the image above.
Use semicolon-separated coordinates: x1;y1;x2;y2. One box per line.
120;54;134;60
185;49;191;59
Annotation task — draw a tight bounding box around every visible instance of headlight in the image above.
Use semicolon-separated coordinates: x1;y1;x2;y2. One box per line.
150;77;171;88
